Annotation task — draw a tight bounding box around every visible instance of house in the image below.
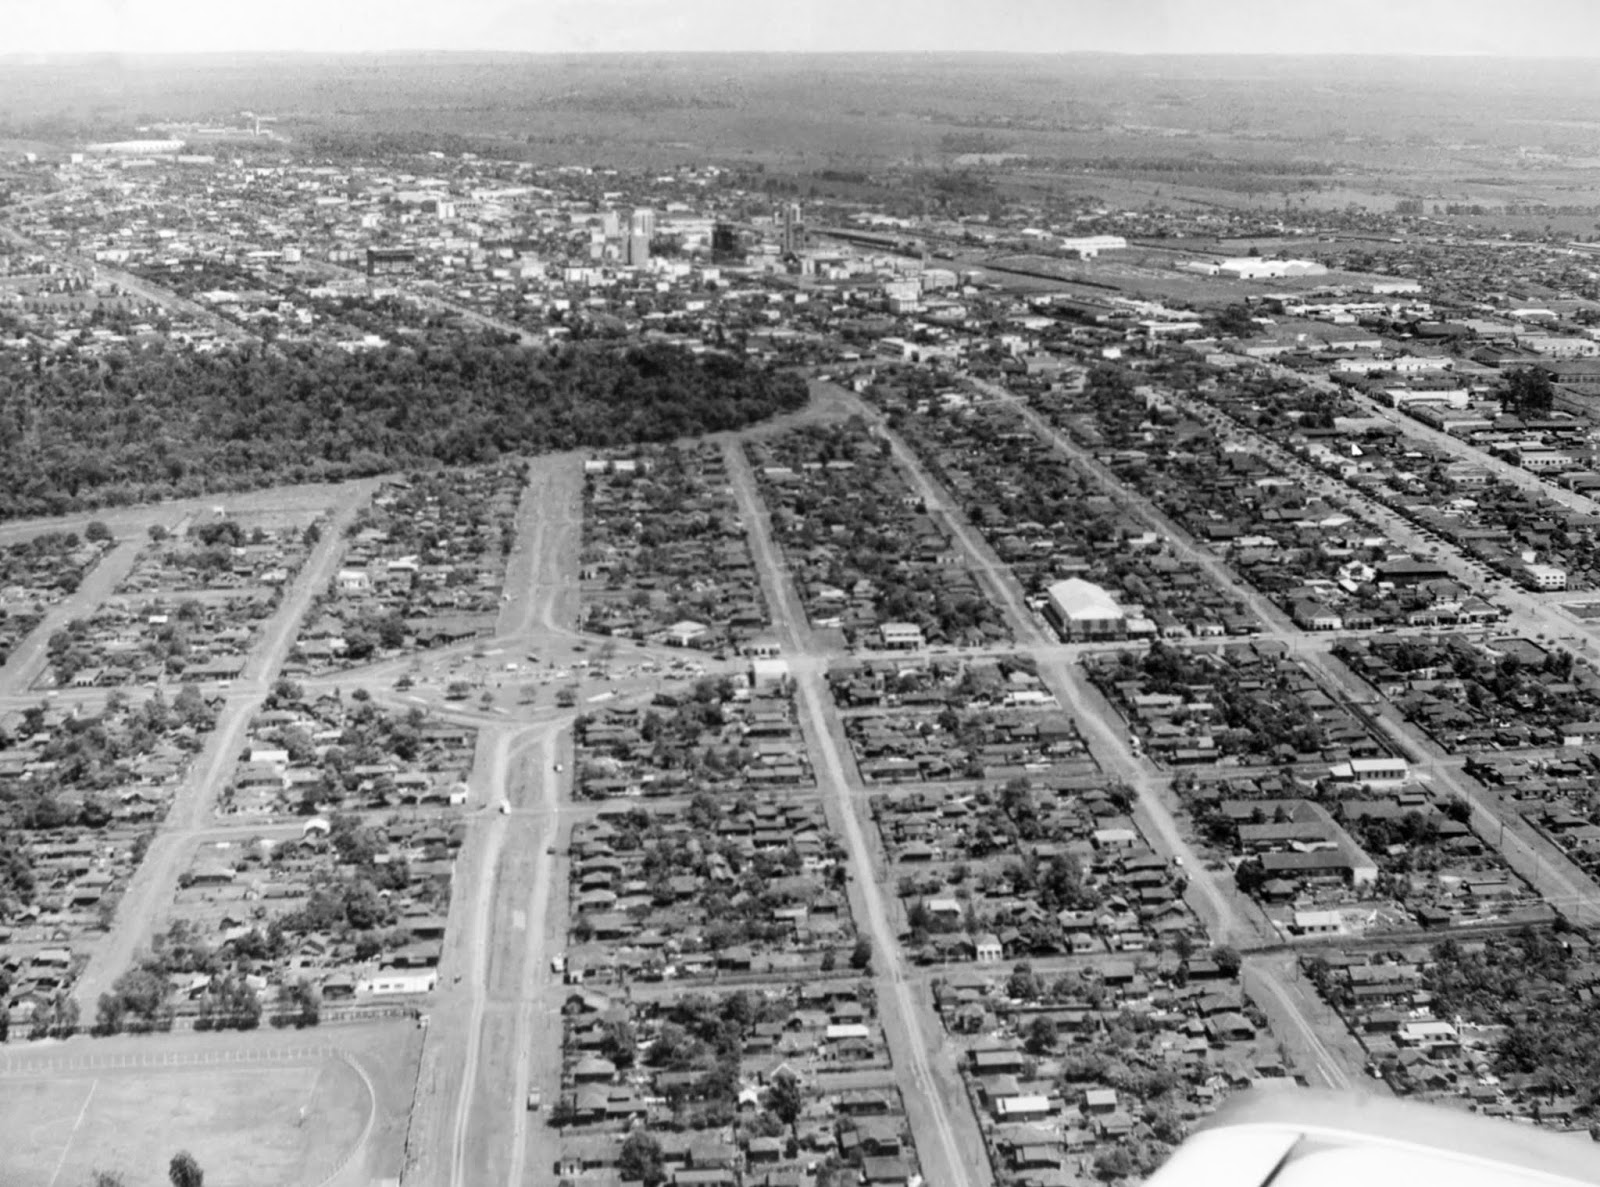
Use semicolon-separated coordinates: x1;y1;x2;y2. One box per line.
1292;909;1343;936
1083;1088;1117;1114
970;1047;1026;1076
860;1157;913;1186
878;622;925;651
745;636;783;659
1290;598;1343;632
974;933;1003;964
188;862;236;887
1092;827;1138;851
994;1095;1054;1120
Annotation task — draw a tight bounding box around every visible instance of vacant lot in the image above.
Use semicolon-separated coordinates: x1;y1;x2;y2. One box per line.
0;1047;370;1187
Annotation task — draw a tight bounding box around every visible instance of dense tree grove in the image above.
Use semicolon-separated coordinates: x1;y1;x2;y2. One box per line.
1500;366;1555;419
0;339;808;519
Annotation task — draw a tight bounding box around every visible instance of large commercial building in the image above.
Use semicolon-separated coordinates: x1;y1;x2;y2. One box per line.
1045;578;1125;639
366;246;417;276
1057;234;1127;258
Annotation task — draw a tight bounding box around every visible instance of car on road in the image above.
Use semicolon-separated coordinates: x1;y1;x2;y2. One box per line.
498;800;510;814
527;1089;542;1111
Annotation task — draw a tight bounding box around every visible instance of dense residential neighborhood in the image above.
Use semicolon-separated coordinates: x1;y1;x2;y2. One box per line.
15;53;1600;1187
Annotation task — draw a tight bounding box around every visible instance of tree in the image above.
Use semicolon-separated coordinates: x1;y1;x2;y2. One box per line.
1007;962;1040;1001
1211;946;1242;978
764;1068;804;1127
287;978;320;1028
1024;1014;1058;1055
617;1130;665;1187
168;1152;203;1187
1234;858;1267;897
84;521;113;543
1502;367;1554;418
1093;1146;1135;1181
95;992;127;1036
1214;303;1259;339
848;937;872;971
601;1019;638;1069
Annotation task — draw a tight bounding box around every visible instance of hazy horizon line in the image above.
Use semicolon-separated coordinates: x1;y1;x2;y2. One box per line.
3;47;1598;60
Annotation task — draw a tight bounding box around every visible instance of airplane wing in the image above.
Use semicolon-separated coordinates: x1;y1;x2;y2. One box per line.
1147;1090;1600;1187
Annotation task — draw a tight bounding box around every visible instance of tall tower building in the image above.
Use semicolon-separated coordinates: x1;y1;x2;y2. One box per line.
629;207;656;241
781;202;805;255
626;233;651;267
712;221;741;260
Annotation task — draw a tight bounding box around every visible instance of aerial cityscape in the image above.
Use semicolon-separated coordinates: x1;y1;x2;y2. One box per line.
7;17;1600;1187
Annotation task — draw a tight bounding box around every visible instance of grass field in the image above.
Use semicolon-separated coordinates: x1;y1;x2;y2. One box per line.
0;1054;371;1187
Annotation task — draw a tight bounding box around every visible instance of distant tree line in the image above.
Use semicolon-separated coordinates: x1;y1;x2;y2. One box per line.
0;339;808;520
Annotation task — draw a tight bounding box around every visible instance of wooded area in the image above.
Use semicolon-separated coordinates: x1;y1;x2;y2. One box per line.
0;339;808;519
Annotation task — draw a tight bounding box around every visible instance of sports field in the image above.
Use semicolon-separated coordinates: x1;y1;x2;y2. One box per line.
0;1051;372;1187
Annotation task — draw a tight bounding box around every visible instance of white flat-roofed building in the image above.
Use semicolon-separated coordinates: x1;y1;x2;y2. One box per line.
1523;563;1568;591
1396;1019;1460;1052
359;970;438;995
1515;334;1599;358
86;139;186;155
1057;234;1128;258
994;1095;1054;1119
750;657;791;691
1046;578;1124;639
1328;756;1409;789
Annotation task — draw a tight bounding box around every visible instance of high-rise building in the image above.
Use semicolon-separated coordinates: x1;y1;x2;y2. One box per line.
712;221;741;260
781;202;805;255
629;207;656;241
626;233;651;267
600;210;621;239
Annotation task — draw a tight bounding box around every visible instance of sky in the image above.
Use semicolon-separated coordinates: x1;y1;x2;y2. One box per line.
4;0;1600;56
